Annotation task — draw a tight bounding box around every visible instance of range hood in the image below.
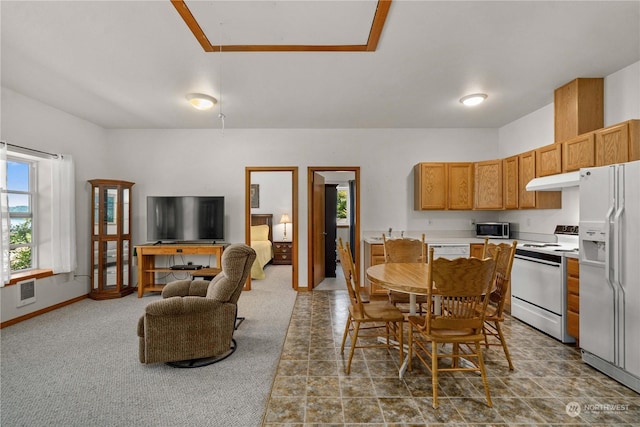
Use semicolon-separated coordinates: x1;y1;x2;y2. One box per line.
526;171;580;191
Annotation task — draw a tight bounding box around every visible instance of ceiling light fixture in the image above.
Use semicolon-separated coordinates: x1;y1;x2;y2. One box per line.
459;93;488;107
186;93;217;110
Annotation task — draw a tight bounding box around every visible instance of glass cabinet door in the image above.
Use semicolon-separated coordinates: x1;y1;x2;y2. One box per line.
89;179;134;300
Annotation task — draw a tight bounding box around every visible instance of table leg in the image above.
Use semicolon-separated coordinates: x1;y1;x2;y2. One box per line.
398;292;418;379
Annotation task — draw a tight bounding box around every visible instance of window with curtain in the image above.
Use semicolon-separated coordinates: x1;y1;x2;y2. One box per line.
1;145;76;286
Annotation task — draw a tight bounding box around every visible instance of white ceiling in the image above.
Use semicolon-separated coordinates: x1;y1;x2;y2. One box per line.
2;1;639;130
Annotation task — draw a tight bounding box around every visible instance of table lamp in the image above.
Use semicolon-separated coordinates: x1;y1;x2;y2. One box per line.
280;213;291;241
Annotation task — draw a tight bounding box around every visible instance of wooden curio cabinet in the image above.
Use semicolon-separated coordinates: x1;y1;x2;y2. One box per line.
89;179;135;300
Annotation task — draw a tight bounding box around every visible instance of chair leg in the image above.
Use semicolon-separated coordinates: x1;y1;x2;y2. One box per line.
346;321;361;374
396;321;403;367
407;324;413;372
431;339;439;409
475;341;492;408
340;315;351;354
483;323;490;348
495;321;514;370
452;343;459;368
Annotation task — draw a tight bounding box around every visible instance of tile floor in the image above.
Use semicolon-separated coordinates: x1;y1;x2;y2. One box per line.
262;289;640;426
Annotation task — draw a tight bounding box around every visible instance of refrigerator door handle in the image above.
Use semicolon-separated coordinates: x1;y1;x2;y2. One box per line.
604;167;616;289
613;165;626;368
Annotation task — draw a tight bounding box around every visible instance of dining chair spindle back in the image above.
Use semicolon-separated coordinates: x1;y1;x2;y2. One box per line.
382;233;427;314
407;246;499;409
480;237;518;370
338;238;405;374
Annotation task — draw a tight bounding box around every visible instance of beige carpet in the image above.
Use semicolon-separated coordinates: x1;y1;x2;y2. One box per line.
1;265;296;427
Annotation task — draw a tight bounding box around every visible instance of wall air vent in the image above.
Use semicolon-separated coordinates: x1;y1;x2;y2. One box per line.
17;278;36;307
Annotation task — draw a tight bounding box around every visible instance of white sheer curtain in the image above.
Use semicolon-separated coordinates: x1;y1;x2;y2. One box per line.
51;155;76;273
0;144;10;285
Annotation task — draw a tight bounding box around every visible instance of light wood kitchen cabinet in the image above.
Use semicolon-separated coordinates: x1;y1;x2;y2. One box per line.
503;155;519;209
474;159;503;210
414;162;473;210
566;257;580;344
554;77;603;142
518;151;536;208
519;150;562;209
364;242;388;296
414;163;447;210
563;133;595;171
447;163;474;210
535;143;562;177
595;120;640;166
470;243;484;259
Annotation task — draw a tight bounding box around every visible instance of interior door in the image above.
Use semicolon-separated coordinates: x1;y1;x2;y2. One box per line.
324;184;337;277
312;172;326;287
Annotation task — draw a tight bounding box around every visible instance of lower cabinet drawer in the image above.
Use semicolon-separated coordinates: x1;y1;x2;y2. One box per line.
567;310;579;339
567;293;579;313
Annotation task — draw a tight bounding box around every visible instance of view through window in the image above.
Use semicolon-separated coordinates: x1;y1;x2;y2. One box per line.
7;159;34;271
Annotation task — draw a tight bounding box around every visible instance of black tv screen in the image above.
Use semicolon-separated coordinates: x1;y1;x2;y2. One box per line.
147;196;224;242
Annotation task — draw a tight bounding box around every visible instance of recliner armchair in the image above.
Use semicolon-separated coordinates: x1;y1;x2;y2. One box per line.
137;243;256;367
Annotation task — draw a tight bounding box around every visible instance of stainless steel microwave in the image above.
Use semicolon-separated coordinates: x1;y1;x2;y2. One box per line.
476;222;510;239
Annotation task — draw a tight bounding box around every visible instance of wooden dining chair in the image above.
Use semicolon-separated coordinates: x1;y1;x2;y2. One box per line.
382;233;428;314
480;237;518;370
407;247;499;409
337;238;405;374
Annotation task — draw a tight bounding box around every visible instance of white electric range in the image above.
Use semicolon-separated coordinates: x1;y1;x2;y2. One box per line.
511;225;579;343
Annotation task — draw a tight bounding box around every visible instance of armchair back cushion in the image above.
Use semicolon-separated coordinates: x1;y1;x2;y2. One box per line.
138;243;256;364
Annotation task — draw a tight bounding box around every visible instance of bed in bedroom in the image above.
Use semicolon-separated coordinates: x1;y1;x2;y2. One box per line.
250;214;274;279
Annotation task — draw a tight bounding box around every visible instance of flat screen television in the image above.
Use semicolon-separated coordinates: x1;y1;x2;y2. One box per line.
147;196;224;242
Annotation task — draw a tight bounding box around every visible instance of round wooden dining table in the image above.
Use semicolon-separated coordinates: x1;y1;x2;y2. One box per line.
366;262;431;378
366;262;430;315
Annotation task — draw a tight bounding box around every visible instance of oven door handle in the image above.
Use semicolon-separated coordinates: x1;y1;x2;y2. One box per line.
514;256;561;267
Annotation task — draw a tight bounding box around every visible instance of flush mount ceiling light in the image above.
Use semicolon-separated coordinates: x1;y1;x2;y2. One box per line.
186;93;217;110
459;93;488;107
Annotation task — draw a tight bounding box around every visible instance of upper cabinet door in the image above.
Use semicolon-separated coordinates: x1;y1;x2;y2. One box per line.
563;133;595;172
448;163;474;210
518;151;536;209
474;159;503;210
536;143;563;177
414;163;447;210
503;156;519;210
596;122;629;166
554;78;603;142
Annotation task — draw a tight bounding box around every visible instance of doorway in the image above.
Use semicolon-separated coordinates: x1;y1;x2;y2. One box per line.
245;167;298;291
307;167;360;290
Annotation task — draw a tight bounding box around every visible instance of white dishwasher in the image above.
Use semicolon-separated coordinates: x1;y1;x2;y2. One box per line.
427;243;470;260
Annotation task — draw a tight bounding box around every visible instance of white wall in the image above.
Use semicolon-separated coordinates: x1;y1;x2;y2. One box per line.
105;127;499;287
1;87;109;322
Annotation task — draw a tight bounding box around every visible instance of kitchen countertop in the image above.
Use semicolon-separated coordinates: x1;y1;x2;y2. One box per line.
364;236;486;245
363;235;581;259
364;235;512;245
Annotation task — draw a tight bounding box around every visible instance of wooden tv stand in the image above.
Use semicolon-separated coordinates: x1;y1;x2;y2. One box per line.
135;243;226;297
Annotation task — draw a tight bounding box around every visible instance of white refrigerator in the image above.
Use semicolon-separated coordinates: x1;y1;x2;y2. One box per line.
579;160;640;393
